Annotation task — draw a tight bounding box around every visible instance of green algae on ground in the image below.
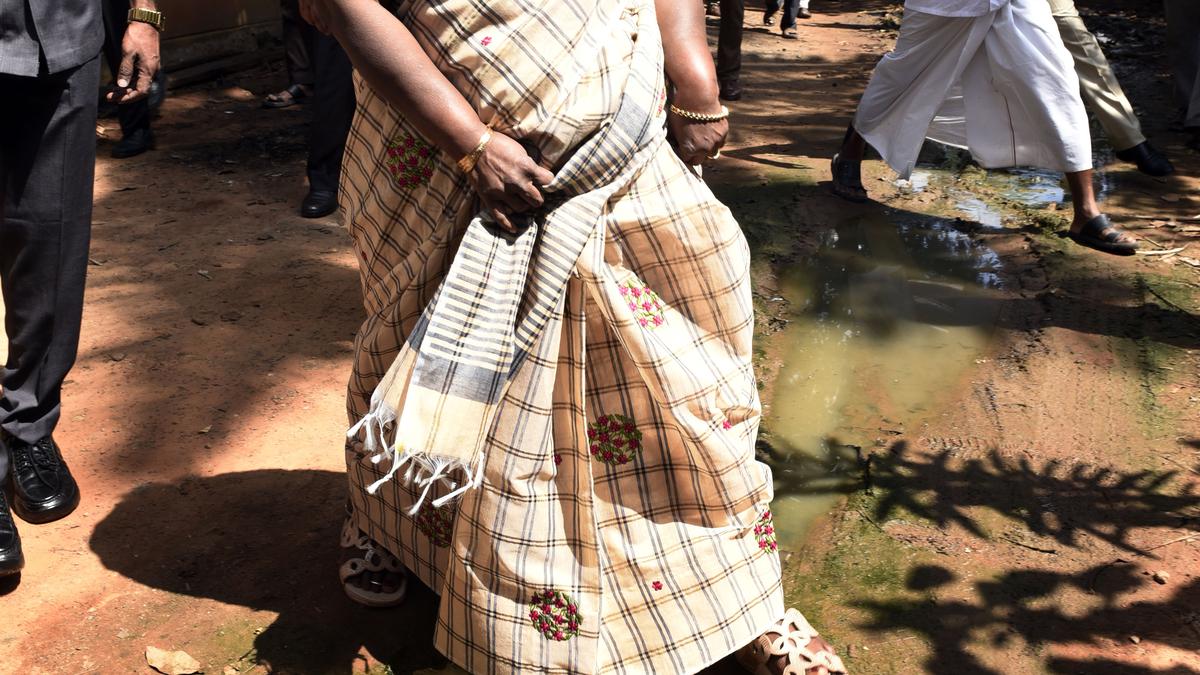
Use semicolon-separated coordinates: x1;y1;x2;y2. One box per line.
783;492;941;674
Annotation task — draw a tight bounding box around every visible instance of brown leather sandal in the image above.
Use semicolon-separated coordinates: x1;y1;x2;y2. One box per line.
737;609;849;675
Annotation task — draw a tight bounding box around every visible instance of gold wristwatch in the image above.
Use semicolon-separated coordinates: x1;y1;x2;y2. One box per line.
127;7;165;32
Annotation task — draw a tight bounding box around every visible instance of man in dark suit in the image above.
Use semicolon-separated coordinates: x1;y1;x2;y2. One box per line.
265;0;357;219
0;0;160;580
715;0;744;101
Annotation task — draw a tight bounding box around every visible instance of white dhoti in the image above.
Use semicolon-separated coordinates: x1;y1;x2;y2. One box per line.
854;0;1092;179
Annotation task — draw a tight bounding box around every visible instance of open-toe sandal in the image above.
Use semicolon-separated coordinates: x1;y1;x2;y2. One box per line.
339;517;408;608
1066;214;1138;256
737;608;848;675
263;83;310;109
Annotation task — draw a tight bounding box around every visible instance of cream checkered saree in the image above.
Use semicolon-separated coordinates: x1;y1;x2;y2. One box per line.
340;0;784;671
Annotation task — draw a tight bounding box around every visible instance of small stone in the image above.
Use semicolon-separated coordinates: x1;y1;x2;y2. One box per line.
145;646;202;675
223;667;240;675
108;352;127;362
1129;635;1141;644
1152;571;1170;585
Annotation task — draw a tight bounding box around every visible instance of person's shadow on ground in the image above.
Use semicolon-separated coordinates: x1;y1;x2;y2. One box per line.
90;469;445;674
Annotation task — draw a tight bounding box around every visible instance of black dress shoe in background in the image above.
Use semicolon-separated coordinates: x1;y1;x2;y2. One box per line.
1114;141;1174;177
0;492;23;576
7;435;80;525
798;7;812;18
111;127;155;159
301;189;339;219
719;79;743;102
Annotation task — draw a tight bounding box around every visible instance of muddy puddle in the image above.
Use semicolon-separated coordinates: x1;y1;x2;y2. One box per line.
911;147;1117;229
764;211;1003;548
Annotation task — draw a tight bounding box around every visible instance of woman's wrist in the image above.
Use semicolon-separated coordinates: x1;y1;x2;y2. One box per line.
442;120;492;161
668;73;722;114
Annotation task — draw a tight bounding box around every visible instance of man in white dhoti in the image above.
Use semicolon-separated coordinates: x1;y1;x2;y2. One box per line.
831;0;1139;256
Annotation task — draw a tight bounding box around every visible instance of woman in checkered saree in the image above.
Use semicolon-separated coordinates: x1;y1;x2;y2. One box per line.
302;0;847;672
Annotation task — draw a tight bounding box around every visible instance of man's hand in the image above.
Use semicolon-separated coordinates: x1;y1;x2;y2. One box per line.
107;19;160;104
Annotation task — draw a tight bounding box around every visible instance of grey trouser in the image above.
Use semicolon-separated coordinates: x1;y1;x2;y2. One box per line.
1047;0;1145;151
0;54;101;480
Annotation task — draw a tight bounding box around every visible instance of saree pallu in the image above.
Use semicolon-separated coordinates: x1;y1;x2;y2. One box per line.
339;0;783;671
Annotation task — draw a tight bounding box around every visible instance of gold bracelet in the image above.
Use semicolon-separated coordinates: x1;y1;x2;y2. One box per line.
668;104;729;123
456;129;493;174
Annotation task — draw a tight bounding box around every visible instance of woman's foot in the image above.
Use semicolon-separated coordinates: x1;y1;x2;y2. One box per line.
262;83;312;109
1066;214;1138;256
339;518;409;607
737;609;848;675
830;154;869;202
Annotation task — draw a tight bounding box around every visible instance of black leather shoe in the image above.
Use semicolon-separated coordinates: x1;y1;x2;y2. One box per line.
1114;141;1174;177
719;79;743;102
798;7;812;18
111;127;155;159
0;492;23;576
301;189;339;218
6;435;80;525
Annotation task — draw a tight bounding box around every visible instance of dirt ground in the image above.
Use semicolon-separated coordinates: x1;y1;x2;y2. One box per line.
2;2;1198;674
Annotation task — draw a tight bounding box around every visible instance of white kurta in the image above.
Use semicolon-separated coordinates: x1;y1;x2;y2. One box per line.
854;0;1092;179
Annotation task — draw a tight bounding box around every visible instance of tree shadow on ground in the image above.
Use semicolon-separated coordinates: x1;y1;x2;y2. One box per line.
860;564;1200;675
758;436;1200;672
90;470;445;674
764;437;1200;559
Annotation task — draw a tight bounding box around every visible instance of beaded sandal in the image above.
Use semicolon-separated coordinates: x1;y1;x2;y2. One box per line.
737;609;849;675
339;517;408;608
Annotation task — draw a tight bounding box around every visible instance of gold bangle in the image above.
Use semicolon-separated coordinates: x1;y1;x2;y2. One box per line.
668;104;729;123
456;129;493;174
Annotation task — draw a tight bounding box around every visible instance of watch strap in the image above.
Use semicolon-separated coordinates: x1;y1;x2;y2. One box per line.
127;7;165;32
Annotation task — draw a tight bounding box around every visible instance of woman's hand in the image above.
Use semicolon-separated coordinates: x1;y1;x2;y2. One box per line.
468;133;555;232
667;109;728;166
654;0;728;165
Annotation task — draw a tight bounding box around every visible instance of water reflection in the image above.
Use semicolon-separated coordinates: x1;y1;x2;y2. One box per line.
931;160;1115;230
765;214;1002;548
